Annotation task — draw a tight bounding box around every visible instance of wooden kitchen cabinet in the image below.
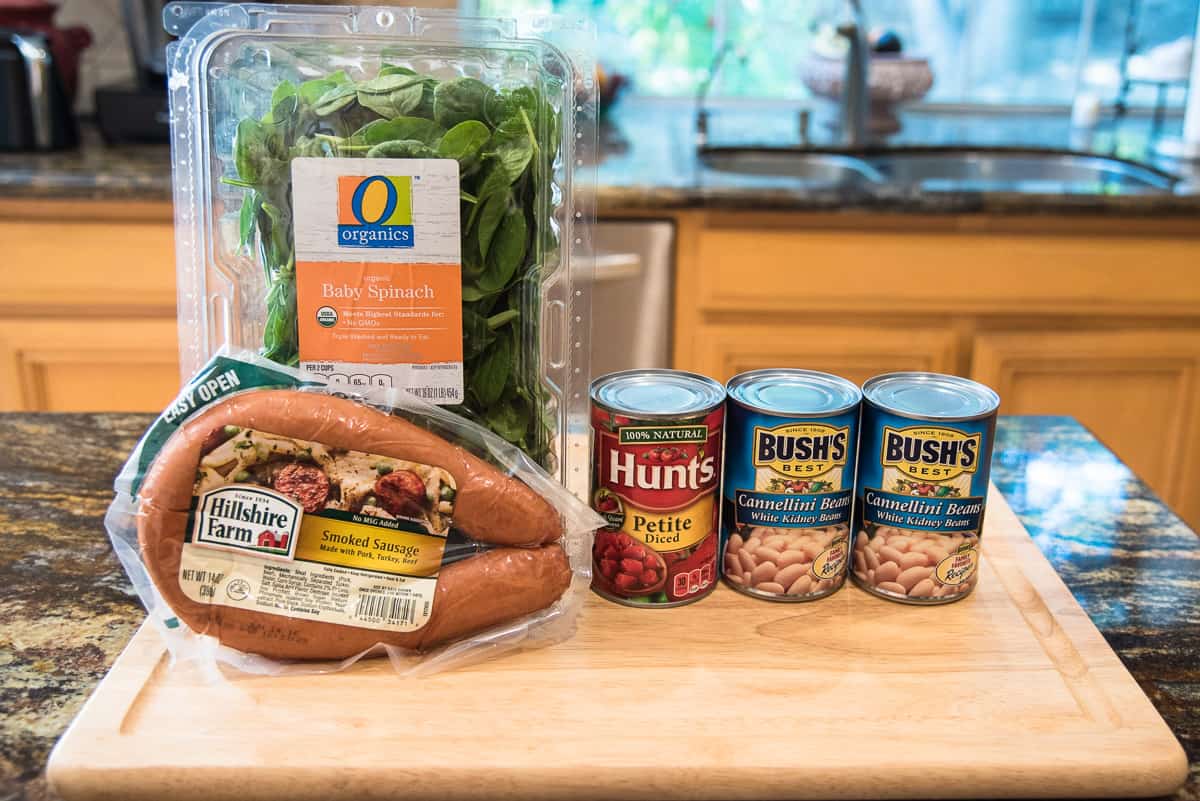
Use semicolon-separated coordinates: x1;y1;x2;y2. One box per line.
0;199;181;411
0;318;181;411
690;322;961;387
670;209;1200;529
972;329;1200;525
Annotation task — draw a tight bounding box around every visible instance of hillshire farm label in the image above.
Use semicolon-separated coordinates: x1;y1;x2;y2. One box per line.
179;427;457;633
193;485;302;559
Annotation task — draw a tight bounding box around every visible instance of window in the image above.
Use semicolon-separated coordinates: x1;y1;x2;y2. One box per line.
473;0;1199;108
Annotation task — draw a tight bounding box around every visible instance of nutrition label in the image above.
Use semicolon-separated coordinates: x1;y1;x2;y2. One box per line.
300;359;464;403
178;544;437;632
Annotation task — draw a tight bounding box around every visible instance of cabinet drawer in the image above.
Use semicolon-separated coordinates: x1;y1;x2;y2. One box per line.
683;322;961;386
694;222;1200;316
0;217;176;315
0;319;181;411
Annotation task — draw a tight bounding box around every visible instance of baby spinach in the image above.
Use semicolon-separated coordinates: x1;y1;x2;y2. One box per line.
437;120;490;171
229;65;561;465
489;114;535;182
356;73;426;119
355;116;444;146
433;77;497;128
365;139;438;159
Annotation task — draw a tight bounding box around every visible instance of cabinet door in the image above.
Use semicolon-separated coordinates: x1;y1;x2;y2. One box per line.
972;330;1200;527
685;323;962;386
0;319;181;411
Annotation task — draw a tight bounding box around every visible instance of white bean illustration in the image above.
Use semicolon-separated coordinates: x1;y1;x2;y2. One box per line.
851;525;979;601
724;523;850;599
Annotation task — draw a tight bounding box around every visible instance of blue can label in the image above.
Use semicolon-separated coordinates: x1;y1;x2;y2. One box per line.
852;406;995;602
722;406;858;599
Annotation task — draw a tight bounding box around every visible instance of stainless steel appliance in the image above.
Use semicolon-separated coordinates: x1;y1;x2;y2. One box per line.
0;28;77;150
587;221;675;377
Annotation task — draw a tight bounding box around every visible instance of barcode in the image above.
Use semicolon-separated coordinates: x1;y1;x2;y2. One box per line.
354;593;415;625
406;386;462;401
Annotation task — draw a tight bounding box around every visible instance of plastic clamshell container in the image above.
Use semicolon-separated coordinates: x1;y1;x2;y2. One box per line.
165;3;597;496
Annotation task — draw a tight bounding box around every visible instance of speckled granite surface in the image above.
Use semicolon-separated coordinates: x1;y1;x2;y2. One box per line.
0;128;171;204
0;415;147;801
990;417;1200;801
0;414;1197;801
2;103;1199;216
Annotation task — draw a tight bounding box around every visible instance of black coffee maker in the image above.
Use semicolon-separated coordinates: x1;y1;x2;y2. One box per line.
0;28;78;150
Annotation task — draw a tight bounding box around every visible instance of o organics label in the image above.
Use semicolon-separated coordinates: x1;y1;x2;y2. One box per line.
336;174;414;248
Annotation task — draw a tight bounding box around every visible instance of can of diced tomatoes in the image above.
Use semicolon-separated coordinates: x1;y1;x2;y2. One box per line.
590;369;726;607
721;369;861;601
852;372;1000;604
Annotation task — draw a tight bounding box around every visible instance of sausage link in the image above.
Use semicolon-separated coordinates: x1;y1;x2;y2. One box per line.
136;390;573;659
140;389;563;546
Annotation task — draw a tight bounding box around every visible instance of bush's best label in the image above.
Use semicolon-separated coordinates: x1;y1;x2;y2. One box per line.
591;405;724;604
881;425;981;481
753;422;849;477
722;401;859;598
935;543;980;586
812;534;850;580
860;420;990;535
854;402;997;600
179;426;458;632
725;412;858;531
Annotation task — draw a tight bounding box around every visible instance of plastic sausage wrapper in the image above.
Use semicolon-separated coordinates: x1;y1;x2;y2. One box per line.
106;351;603;676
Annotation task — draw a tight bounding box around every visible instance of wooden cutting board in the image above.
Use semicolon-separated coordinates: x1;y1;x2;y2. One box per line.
48;487;1187;801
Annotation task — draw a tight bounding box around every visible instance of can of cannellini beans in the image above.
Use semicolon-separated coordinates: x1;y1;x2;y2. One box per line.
852;372;1000;604
721;369;861;601
590;369;726;607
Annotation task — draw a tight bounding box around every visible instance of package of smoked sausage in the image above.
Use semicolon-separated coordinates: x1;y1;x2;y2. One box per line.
106;351;603;676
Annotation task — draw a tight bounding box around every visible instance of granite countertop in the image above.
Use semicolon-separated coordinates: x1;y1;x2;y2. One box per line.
1;414;1197;800
2;101;1199;216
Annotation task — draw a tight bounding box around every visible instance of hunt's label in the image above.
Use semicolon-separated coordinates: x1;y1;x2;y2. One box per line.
591;404;724;604
179;425;456;632
291;158;463;403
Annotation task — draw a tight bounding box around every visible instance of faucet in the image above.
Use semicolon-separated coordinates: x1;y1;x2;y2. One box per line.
838;0;870;147
695;40;736;148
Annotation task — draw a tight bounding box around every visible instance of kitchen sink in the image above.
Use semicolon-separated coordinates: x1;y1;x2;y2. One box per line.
698;146;1178;194
699;148;883;185
868;149;1177;193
